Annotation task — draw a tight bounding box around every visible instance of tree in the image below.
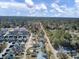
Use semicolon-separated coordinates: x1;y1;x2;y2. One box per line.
52;29;65;47
57;53;68;59
64;32;72;40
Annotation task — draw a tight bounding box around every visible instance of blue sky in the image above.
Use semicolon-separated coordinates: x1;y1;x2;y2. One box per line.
0;0;79;17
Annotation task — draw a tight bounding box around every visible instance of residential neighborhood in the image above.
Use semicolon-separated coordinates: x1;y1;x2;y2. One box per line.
0;17;79;59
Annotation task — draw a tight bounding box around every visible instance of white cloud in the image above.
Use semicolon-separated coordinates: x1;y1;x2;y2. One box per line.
0;1;78;17
40;3;47;10
35;3;47;10
75;0;79;7
51;3;64;13
50;2;78;17
0;2;48;16
50;0;79;17
25;0;34;6
75;0;79;2
0;2;27;9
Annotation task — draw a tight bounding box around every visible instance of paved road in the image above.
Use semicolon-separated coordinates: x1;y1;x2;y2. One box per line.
40;23;59;59
22;33;33;59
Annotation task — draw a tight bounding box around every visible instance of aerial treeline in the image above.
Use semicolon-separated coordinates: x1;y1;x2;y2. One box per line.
0;16;79;28
42;19;79;31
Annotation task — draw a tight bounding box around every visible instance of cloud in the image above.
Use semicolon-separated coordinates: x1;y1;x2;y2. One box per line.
0;2;27;9
35;3;47;10
49;0;79;17
50;1;79;17
0;0;78;17
25;0;34;6
75;0;79;2
75;0;79;8
51;3;64;13
0;2;48;16
40;3;47;10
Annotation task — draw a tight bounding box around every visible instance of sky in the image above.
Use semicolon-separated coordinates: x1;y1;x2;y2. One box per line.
0;0;79;17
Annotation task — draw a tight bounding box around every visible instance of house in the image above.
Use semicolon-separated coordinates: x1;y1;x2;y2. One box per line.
58;46;77;56
1;27;30;42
